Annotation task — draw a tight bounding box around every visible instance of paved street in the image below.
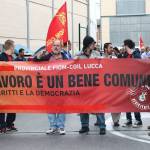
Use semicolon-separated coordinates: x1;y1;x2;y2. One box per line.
0;113;150;150
0;0;150;150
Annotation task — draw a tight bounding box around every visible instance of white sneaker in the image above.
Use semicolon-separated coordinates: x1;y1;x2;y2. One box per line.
132;121;143;128
59;128;66;135
46;128;57;134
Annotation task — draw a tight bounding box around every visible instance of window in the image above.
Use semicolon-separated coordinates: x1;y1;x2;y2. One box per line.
117;0;145;15
109;16;150;46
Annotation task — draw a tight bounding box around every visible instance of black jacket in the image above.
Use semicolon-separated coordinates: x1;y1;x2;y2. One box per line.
0;52;13;61
33;52;68;61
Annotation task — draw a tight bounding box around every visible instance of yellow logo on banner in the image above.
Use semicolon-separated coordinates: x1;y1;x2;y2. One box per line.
46;29;64;47
56;12;66;26
47;37;55;47
55;29;64;39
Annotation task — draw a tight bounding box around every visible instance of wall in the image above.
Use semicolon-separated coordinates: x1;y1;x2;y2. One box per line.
0;0;88;55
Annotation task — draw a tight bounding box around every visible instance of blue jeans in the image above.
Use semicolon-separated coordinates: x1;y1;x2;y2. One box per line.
48;114;65;129
80;113;106;129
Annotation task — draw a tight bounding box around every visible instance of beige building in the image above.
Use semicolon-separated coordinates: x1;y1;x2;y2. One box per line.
0;0;89;54
101;0;150;47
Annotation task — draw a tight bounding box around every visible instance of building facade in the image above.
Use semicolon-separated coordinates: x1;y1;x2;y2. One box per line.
0;0;89;54
101;0;150;47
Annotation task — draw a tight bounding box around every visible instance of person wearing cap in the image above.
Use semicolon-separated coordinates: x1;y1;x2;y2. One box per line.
75;35;106;135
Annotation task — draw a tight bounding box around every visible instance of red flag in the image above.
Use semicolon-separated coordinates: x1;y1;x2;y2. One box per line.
46;2;68;52
139;33;144;49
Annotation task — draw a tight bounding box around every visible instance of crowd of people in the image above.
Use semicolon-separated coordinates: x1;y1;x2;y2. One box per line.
0;36;150;136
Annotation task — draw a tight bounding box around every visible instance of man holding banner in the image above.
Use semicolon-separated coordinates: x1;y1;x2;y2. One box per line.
75;36;106;135
103;42;121;127
121;39;143;128
0;40;17;133
34;39;68;135
35;2;69;135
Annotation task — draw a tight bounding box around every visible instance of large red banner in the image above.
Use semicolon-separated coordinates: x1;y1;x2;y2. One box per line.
0;59;150;113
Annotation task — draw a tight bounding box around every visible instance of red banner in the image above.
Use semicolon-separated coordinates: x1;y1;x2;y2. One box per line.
0;59;150;113
46;2;68;52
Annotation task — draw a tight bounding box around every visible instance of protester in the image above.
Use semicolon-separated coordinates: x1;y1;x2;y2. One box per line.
140;47;145;55
75;36;106;135
121;39;143;128
90;42;105;127
34;39;68;135
103;43;121;127
90;42;102;59
140;46;150;135
119;47;126;57
113;47;122;58
0;40;17;133
62;40;72;59
15;48;26;61
90;42;103;126
141;46;150;59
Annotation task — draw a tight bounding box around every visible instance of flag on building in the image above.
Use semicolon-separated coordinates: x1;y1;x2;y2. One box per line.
46;2;68;52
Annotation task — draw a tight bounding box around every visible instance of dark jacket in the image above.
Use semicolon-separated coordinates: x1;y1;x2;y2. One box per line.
0;52;13;61
132;50;141;58
33;52;68;61
121;49;141;59
15;57;26;61
62;50;72;59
